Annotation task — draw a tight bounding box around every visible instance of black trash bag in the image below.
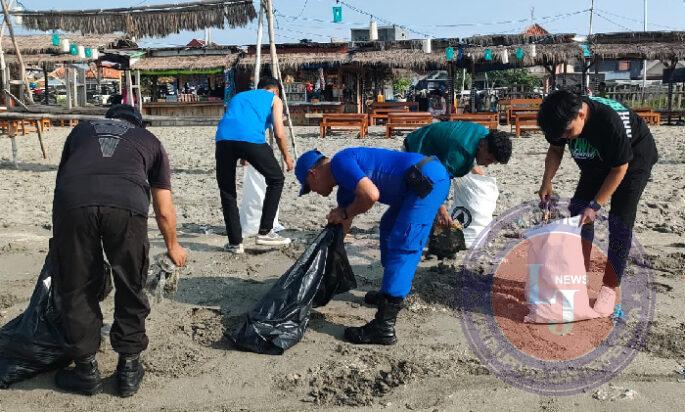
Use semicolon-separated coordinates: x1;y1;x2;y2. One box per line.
0;250;69;389
230;225;355;355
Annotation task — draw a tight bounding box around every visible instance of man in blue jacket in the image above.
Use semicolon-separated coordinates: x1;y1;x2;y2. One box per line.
295;147;451;345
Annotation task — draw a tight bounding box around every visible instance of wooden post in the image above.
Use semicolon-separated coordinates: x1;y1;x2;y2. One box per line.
72;67;78;107
43;63;49;105
667;60;676;125
265;0;298;158
1;0;32;104
34;119;47;159
447;61;455;115
65;65;73;110
355;71;361;114
135;70;143;112
253;1;264;89
125;70;134;106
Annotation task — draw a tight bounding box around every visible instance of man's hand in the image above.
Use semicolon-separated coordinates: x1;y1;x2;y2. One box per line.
471;166;485;176
437;205;453;227
327;208;353;235
578;207;597;226
327;207;348;225
284;156;294;172
167;242;187;267
538;182;554;203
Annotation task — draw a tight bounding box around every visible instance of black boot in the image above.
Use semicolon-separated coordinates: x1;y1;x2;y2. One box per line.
345;294;403;345
363;290;382;306
117;354;145;398
54;355;102;396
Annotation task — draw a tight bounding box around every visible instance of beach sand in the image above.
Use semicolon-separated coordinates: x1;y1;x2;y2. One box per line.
0;125;683;411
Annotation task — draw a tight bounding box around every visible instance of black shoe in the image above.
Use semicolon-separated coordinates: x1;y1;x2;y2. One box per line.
345;294;403;345
117;354;145;398
363;290;382;306
54;355;102;396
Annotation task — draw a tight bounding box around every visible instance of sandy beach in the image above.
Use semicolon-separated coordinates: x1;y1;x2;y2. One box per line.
0;124;683;411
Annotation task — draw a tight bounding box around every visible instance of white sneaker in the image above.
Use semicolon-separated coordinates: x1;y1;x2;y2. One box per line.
255;231;291;246
223;243;244;254
593;286;616;317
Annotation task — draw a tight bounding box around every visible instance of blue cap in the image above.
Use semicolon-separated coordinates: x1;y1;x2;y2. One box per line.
295;149;325;196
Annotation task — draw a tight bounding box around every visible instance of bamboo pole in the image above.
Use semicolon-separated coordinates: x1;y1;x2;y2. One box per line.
265;0;298;158
1;0;33;104
253;1;264;89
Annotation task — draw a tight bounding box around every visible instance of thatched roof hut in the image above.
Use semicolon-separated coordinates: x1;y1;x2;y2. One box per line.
589;31;685;61
132;54;240;74
348;40;456;70
2;34;122;55
2;34;126;70
11;0;257;38
238;42;350;69
131;45;241;74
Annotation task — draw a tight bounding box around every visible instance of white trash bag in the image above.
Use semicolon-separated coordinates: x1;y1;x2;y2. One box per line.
523;216;600;324
240;164;285;238
451;173;499;248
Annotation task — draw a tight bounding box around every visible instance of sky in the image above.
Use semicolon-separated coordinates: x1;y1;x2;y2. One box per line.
11;0;685;48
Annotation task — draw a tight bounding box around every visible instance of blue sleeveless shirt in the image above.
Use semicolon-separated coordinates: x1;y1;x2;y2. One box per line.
216;89;275;144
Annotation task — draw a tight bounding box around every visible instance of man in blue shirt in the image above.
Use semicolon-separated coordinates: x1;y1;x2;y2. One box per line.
216;78;294;253
295;147;451;345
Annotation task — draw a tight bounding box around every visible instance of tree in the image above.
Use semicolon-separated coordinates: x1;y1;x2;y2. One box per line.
488;69;541;89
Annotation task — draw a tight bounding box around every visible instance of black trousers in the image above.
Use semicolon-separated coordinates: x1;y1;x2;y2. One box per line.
53;206;150;358
569;164;653;288
216;140;285;245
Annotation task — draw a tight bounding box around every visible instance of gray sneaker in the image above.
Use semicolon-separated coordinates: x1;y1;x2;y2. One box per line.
223;243;244;254
256;231;291;246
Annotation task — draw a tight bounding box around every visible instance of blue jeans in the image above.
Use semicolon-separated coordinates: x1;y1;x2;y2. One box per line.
379;161;451;298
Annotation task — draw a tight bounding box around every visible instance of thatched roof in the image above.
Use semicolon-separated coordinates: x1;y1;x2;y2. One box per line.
1;34;122;55
463;43;583;67
238;53;350;69
12;0;256;38
462;33;576;47
589;31;685;61
349;49;444;70
131;54;239;72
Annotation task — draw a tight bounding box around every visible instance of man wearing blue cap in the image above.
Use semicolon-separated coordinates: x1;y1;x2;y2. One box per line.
295;147;451;345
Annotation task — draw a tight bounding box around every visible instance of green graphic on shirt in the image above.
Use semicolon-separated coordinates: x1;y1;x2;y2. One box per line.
589;96;628;112
569;138;599;160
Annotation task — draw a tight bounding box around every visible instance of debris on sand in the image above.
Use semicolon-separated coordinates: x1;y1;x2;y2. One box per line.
592;384;637;401
0;293;19;310
306;356;424;406
146;253;190;302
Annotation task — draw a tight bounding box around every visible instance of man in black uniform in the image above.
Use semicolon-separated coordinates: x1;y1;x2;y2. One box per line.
52;105;187;397
537;90;658;319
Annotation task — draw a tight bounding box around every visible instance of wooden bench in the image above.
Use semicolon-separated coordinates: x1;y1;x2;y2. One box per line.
507;98;542;125
385;112;433;138
634;109;661;126
320;113;368;138
448;113;499;131
368;101;418;125
512;112;539;137
369;107;409;125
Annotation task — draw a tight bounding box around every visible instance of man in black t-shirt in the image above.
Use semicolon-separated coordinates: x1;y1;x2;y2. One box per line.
51;105;187;397
537;90;658;320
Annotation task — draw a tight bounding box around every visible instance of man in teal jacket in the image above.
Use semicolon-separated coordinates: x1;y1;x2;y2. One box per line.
404;121;512;225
